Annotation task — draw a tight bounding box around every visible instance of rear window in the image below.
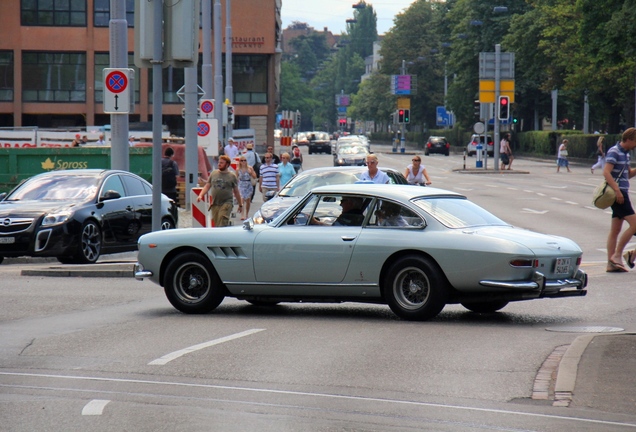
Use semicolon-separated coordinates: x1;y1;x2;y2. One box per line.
413;196;507;229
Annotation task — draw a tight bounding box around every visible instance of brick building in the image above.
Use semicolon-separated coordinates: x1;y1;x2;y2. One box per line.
0;0;282;145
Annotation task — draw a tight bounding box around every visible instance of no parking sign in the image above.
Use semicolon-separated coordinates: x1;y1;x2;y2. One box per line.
199;99;215;118
197;119;219;156
103;68;132;114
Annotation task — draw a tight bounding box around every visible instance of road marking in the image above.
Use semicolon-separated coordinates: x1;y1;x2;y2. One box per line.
536;192;546;196
148;329;265;365
1;372;634;428
453;187;473;191
551;197;563;201
544;185;567;189
523;190;534;193
521;208;548;214
565;201;578;205
82;399;110;415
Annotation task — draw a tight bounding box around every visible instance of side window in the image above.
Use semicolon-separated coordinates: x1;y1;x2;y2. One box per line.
121;175;147;197
286;195;319;226
101;175;126;198
369;200;423;228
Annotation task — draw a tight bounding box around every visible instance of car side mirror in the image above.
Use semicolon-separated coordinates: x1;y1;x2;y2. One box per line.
0;192;6;201
100;190;121;201
242;218;254;231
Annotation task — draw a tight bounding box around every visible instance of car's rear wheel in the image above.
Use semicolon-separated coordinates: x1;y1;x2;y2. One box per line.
461;300;509;313
164;252;225;314
76;220;101;264
384;255;447;321
0;256;4;265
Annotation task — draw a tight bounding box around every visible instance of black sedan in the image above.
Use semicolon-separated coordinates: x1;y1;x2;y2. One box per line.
424;136;450;156
307;131;332;154
0;169;178;265
253;166;408;224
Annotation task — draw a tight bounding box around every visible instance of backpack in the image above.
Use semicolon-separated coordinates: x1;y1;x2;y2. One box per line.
162;159;177;189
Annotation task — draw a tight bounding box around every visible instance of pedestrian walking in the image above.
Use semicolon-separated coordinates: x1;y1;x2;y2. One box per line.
500;133;514;170
259;152;280;201
197;155;243;227
278;152;296;187
290;145;303;173
604;128;636;272
591;136;606;174
224;138;239;160
361;154;390;184
236;156;256;220
404;155;431;186
556;139;571;173
161;147;179;204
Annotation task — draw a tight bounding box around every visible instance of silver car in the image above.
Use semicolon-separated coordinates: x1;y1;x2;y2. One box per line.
135;184;587;321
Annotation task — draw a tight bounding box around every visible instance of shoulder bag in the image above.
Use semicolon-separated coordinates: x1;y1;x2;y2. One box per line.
592;164;626;209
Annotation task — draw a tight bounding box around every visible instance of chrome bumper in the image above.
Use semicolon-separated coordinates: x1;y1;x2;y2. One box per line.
134;262;153;280
479;269;588;294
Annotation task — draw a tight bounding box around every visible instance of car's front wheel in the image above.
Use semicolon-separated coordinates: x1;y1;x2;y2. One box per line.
76;220;101;264
461;300;509;313
164;252;225;314
161;217;175;230
384;255;447;321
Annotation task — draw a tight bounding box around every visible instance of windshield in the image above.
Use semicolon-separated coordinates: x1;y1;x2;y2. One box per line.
338;145;369;155
6;174;99;201
279;171;360;197
413;196;508;229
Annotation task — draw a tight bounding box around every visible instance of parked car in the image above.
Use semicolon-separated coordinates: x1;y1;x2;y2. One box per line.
466;134;494;156
333;144;370;166
307;131;331;154
135;184;588;321
0;169;178;265
253;166;408;224
424;136;451;156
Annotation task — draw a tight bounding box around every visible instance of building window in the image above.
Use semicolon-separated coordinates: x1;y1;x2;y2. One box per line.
21;0;87;27
94;53;139;103
22;52;86;102
148;66;185;103
94;0;134;27
0;51;14;101
232;55;268;104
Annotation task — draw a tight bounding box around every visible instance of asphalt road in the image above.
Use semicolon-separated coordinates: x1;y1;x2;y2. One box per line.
1;148;636;431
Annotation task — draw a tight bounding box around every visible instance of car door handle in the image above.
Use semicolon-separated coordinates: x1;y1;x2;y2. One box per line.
341;235;356;241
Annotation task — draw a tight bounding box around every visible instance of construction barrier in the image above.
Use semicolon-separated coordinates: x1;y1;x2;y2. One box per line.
190;187;212;228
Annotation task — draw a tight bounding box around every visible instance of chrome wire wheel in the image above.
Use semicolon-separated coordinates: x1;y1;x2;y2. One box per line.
80;221;101;263
172;261;211;305
392;266;430;311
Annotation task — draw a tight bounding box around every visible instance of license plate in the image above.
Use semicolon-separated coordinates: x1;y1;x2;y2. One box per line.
555;257;571;274
0;237;15;244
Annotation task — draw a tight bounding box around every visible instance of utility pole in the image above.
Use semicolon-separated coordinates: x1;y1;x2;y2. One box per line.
109;0;129;171
225;0;233;141
214;0;224;142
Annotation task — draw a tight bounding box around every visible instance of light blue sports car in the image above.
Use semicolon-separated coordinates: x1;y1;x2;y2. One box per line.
134;184;588;321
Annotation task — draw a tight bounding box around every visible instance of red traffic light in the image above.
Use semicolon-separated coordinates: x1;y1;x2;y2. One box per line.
500;98;508;106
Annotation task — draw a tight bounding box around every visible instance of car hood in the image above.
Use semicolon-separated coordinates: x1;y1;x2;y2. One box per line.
467;226;582;255
258;196;301;221
0;200;81;218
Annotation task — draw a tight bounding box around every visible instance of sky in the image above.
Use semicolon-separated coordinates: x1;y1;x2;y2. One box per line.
281;0;418;36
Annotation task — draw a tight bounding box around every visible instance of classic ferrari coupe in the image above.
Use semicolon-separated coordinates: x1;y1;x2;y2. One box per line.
135;184;587;321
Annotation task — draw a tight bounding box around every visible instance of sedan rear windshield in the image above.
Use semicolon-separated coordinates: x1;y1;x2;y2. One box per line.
413;197;508;229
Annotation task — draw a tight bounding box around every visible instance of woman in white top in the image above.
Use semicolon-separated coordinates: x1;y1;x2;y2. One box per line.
404;155;432;186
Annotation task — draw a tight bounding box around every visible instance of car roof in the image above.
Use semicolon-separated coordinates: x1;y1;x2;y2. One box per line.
34;169;124;178
309;184;464;201
294;166;401;176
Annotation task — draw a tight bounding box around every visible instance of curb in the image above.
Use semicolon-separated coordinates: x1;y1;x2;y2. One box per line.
553;334;595;407
20;262;135;278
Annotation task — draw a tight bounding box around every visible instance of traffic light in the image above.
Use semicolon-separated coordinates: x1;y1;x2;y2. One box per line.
498;96;510;120
227;104;234;125
474;100;480;118
398;109;405;123
403;109;410;124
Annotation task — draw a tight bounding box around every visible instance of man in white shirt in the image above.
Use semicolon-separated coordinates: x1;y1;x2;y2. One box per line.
361;154;390;184
224;138;240;159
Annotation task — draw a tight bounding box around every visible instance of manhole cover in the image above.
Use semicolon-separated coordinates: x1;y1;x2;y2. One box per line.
546;326;624;333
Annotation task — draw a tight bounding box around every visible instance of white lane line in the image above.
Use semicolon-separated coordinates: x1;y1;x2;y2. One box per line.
521;208;548;214
148;329;265;365
81;399;110;415
565;201;578;205
536;192;546;196
551;197;563;201
2;372;634;428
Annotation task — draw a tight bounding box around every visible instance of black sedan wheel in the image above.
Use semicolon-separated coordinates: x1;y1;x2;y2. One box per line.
0;256;3;265
164;252;225;314
384;255;447;321
161;217;175;230
461;300;509;313
76;220;101;264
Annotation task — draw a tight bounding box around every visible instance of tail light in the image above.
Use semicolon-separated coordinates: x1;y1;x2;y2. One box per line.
576;257;582;266
509;258;538;268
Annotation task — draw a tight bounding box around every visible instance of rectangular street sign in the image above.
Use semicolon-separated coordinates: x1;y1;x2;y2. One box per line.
479;52;515;79
397;97;411;109
479;79;515;103
103;68;132;114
